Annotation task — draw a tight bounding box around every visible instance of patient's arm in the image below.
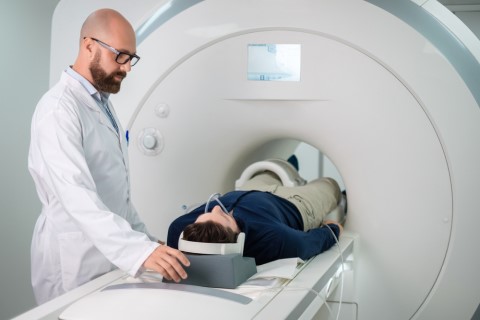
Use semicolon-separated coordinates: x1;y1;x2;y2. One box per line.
323;219;344;234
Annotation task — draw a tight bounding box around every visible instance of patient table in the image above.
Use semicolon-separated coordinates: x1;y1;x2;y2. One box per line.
14;235;354;320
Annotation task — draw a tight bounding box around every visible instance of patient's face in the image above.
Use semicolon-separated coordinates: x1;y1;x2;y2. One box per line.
196;205;239;232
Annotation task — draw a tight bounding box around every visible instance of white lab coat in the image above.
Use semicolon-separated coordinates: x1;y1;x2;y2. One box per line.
28;71;159;304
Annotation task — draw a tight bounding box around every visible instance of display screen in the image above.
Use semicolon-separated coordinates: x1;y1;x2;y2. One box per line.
247;44;301;81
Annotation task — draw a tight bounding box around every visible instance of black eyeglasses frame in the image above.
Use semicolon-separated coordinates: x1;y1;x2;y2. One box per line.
85;37;140;66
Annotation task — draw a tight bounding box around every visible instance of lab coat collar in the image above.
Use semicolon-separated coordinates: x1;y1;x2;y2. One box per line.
65;67;113;104
61;71;120;137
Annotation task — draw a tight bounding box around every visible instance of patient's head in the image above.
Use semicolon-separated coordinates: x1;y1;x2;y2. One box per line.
183;221;238;243
183;205;239;243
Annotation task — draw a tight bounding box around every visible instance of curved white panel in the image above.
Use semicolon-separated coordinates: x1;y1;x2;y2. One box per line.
128;30;451;320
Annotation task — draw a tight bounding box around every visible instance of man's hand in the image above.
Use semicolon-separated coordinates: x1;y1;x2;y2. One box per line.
143;245;190;282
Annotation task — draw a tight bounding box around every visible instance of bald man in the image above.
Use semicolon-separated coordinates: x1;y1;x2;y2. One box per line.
28;9;189;304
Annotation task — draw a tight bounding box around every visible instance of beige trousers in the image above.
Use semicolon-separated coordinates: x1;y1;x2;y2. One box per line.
237;172;341;231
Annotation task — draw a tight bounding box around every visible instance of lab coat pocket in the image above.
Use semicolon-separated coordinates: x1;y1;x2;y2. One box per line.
58;231;112;292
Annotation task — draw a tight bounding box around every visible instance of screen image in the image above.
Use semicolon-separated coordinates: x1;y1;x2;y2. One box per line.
247;44;301;81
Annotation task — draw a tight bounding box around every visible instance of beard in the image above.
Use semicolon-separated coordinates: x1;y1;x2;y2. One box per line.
89;51;127;94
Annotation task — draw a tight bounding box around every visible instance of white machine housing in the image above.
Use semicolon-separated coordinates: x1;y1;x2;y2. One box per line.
25;0;480;319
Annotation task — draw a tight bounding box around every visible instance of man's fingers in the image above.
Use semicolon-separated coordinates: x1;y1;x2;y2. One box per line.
165;246;190;267
159;259;186;282
159;247;190;281
143;245;190;282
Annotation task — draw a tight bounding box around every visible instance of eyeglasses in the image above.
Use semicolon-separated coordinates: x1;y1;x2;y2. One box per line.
86;37;140;66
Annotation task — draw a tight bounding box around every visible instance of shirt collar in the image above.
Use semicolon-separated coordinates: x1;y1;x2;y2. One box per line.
65;66;110;102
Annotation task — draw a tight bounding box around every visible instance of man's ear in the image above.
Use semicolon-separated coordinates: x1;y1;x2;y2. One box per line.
82;37;95;59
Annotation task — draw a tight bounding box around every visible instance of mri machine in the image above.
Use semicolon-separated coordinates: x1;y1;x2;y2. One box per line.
15;0;480;319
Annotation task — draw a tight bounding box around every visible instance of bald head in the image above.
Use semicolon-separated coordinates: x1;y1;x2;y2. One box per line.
80;8;135;46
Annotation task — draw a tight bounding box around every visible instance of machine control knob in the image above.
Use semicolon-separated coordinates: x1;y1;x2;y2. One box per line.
143;134;157;149
137;127;164;156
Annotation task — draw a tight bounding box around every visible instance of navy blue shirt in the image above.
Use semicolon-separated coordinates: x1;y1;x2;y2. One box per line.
167;191;340;265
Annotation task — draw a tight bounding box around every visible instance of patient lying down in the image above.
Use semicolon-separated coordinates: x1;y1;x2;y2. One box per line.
167;161;345;265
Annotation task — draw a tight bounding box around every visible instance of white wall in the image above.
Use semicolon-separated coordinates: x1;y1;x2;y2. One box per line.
0;0;59;319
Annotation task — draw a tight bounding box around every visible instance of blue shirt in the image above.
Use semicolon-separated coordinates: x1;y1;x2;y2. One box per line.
167;191;340;265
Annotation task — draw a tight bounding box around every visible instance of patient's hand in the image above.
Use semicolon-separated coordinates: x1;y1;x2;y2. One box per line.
323;219;343;236
143;245;190;282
